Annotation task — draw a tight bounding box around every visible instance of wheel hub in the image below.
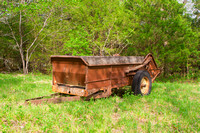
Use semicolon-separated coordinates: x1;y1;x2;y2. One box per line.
140;76;150;95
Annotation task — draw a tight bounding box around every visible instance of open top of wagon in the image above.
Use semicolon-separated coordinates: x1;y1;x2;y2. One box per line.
51;55;145;66
25;53;161;105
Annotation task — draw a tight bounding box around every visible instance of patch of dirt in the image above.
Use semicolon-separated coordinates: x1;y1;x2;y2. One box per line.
111;128;124;133
112;112;121;122
111;97;123;133
15;74;25;77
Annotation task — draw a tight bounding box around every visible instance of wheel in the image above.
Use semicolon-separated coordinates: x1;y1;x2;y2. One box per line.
132;70;152;95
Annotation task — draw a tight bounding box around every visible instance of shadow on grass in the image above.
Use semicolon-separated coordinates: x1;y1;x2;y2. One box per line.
111;88;143;103
111;88;128;98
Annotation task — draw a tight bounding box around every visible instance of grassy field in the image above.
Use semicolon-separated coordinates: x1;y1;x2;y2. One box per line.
0;73;199;132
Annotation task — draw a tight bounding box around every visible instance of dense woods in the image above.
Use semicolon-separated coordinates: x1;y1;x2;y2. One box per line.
0;0;199;78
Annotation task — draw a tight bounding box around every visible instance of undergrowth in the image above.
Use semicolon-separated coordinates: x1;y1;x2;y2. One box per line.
0;73;199;132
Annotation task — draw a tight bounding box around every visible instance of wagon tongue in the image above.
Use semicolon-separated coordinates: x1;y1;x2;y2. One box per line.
25;93;81;105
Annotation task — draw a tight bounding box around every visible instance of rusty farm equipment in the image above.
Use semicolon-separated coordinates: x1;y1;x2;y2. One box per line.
25;53;160;104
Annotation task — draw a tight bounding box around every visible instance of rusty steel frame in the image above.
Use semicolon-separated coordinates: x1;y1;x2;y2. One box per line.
50;53;160;98
24;91;111;105
52;84;86;96
25;93;81;105
25;53;161;104
25;96;81;105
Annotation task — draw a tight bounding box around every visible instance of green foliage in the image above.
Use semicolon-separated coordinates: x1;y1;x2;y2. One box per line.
63;26;93;56
0;0;199;77
61;0;136;56
124;0;199;77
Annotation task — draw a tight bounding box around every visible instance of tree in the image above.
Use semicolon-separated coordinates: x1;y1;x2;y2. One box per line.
124;0;199;77
62;0;135;56
1;0;53;74
0;1;21;71
0;0;199;78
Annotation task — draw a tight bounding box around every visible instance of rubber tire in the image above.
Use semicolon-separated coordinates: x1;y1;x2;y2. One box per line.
131;70;152;95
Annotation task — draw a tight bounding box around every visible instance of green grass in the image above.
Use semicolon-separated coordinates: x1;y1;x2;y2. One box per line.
0;73;199;132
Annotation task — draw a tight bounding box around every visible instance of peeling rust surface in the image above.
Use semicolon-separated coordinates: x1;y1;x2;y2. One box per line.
52;58;86;86
52;84;86;96
50;53;160;97
25;54;160;104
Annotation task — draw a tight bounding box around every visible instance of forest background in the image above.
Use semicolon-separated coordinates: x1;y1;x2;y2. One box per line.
0;0;199;79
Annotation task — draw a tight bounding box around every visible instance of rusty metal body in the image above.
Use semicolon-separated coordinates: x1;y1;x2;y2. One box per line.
51;53;160;98
25;53;160;104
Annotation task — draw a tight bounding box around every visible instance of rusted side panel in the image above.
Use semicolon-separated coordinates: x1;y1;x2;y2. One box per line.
111;65;130;88
86;66;111;82
87;80;111;90
52;85;86;96
86;65;131;90
111;66;127;78
111;77;129;88
147;60;161;82
86;66;111;90
143;54;161;82
52;58;86;86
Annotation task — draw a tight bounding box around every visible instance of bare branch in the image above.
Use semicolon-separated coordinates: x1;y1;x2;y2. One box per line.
115;31;134;54
27;10;52;53
101;26;112;56
104;27;112;47
26;10;53;66
38;43;52;52
5;19;20;48
22;27;36;37
28;42;40;62
28;26;63;61
1;33;12;37
94;42;101;50
0;19;7;24
19;10;23;47
23;39;29;44
118;43;128;55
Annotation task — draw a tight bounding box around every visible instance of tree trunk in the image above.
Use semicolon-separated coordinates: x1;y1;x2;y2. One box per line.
22;61;28;74
19;48;28;74
3;55;6;68
187;59;189;79
163;55;167;77
19;9;28;74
